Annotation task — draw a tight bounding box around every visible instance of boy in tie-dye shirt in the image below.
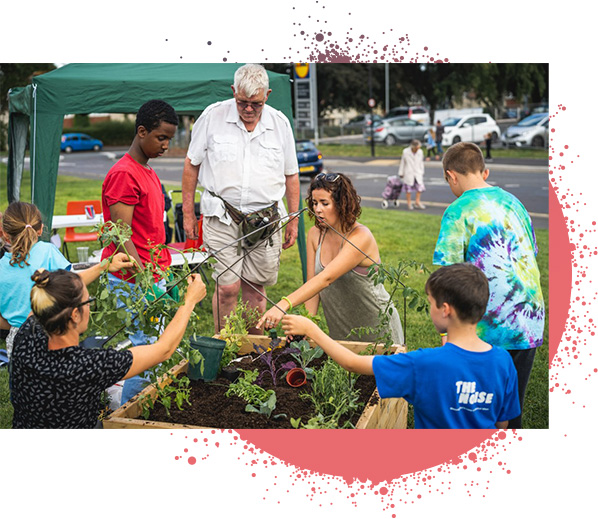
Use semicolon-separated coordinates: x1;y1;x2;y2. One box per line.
433;142;545;428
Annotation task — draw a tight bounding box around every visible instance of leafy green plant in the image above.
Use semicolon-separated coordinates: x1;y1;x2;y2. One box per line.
219;301;260;370
90;220;211;417
139;375;192;419
225;369;273;407
299;359;363;429
291;414;340;429
350;259;430;351
225;368;285;419
288;339;324;380
246;392;285;420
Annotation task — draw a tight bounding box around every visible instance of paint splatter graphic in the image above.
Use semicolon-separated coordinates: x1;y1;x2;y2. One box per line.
549;105;598;404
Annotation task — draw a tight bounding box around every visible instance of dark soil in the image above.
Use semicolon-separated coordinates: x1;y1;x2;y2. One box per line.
147;348;378;429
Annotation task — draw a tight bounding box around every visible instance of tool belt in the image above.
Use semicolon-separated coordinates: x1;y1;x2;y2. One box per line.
208;191;279;254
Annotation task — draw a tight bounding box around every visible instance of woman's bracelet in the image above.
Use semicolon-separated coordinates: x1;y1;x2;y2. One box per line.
281;296;293;312
439;333;447;337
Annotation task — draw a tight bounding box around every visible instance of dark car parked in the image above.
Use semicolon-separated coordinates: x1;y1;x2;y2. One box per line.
296;140;324;178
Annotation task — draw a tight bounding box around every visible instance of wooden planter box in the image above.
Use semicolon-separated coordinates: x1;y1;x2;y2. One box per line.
103;335;408;430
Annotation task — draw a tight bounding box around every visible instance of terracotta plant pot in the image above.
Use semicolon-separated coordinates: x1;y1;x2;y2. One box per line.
286;367;307;387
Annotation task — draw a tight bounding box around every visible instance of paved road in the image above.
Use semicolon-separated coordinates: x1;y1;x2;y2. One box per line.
42;147;548;230
316;157;549;229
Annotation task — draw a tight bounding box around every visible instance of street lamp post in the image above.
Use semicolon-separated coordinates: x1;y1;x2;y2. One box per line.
368;65;375;158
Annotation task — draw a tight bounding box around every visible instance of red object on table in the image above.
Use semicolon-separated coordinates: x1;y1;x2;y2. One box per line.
184;216;204;251
62;199;102;261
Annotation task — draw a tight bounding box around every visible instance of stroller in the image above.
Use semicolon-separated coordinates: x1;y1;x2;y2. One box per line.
381;175;403;209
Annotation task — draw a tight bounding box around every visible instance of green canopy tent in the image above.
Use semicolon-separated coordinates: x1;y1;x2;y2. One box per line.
7;63;307;280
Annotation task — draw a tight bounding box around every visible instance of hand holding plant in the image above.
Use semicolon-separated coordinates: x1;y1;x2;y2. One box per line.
101;251;136;273
257;304;286;330
184;274;207;307
281;314;319;339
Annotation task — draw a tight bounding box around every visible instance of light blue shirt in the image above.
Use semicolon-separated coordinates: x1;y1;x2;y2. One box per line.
0;241;71;327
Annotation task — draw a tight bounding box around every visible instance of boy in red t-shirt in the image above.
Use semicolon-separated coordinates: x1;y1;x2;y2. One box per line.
102;99;178;281
101;99;178;404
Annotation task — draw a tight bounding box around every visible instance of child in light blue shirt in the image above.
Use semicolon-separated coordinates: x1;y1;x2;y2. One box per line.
0;202;132;358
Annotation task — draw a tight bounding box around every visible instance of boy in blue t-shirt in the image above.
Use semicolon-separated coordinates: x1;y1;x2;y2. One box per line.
434;142;544;428
282;263;520;429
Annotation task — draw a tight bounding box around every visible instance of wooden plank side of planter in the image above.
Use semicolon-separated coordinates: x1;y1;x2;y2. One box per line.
103;337;409;429
103;359;189;429
355;390;408;429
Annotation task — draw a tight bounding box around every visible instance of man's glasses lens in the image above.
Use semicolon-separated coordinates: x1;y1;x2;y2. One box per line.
315;173;340;182
236;100;265;110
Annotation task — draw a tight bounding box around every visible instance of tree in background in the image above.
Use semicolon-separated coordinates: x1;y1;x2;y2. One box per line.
0;63;56;151
0;63;56;114
265;63;548;120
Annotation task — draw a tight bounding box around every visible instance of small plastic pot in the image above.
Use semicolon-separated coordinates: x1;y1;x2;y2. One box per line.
286;367;307;387
188;336;226;382
221;365;240;383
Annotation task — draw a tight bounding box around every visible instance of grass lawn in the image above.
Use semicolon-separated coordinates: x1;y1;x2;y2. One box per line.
0;166;549;429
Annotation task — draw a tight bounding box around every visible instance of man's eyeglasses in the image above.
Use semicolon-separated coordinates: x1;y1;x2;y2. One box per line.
315;173;340;183
77;297;96;308
235;99;265;111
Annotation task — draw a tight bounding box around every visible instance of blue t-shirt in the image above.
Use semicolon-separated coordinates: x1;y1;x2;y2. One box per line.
433;187;545;350
0;241;71;327
372;343;520;429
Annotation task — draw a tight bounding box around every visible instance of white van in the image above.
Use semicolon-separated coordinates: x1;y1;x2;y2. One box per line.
384;106;430;126
441;114;501;146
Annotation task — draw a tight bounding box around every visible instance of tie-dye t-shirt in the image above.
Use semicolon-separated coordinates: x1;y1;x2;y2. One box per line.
433;187;544;350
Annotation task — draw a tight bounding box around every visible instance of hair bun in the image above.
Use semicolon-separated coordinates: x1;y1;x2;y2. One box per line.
31;268;51;287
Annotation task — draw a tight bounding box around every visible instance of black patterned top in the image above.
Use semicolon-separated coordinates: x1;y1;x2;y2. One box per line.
10;316;133;429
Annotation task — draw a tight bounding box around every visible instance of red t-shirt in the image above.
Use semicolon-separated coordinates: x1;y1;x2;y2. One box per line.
101;153;171;282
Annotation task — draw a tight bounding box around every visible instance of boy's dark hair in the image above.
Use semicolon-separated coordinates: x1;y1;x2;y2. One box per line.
136;99;179;132
425;263;489;324
442;142;486;176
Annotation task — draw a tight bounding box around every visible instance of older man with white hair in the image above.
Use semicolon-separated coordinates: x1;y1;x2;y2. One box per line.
182;63;300;333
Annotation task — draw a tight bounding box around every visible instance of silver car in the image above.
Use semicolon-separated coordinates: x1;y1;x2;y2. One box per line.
364;116;428;146
501;113;549;148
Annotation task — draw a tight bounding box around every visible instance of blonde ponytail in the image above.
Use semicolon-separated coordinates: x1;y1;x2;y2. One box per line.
29;269;84;336
30;269;57;315
2;202;43;267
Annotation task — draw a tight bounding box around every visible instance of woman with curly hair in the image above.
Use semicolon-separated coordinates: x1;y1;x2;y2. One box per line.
258;173;403;344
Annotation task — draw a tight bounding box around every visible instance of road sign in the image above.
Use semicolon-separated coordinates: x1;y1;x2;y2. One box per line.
294;63;310;79
294;63;318;140
368;98;376;108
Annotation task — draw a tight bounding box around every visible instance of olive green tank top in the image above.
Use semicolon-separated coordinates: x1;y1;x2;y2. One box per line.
315;229;404;345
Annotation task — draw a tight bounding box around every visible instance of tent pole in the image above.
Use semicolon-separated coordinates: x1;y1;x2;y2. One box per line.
31;84;38;203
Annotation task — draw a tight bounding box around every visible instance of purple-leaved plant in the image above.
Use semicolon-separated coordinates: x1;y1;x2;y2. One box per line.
253;338;299;386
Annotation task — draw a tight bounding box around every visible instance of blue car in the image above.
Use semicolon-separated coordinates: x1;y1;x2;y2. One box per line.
296;140;323;178
61;133;103;153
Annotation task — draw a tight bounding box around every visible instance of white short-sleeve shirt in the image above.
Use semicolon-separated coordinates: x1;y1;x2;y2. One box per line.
187;98;299;224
